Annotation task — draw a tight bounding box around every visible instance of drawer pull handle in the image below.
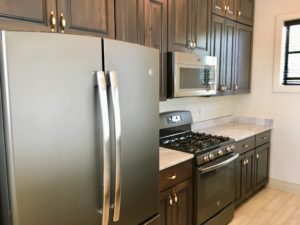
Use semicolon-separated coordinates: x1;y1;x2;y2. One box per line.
168;195;173;206
256;153;260;159
173;192;178;203
166;174;177;180
262;136;267;140
243;144;249;148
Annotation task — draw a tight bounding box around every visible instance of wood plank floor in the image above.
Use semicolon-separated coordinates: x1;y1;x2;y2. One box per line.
229;187;300;225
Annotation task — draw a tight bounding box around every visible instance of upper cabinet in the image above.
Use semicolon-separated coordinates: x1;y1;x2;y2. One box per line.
212;0;237;21
212;0;254;26
115;0;144;44
144;0;168;101
168;0;210;55
0;0;115;38
57;0;115;37
0;0;56;32
237;0;254;26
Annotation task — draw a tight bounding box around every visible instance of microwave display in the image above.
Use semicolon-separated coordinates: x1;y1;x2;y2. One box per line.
179;67;215;89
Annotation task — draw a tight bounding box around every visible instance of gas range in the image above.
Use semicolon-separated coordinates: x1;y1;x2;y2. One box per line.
159;111;236;166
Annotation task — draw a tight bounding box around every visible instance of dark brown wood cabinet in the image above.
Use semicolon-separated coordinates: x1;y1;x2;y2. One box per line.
0;0;115;38
115;0;144;43
237;0;254;26
160;160;193;225
254;144;270;192
212;0;237;21
57;0;115;37
168;0;210;55
144;0;168;100
235;149;254;205
234;23;253;94
235;131;271;206
211;15;236;95
0;0;56;32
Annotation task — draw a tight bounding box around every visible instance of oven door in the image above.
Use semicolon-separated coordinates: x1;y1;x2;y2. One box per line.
194;153;239;225
174;64;217;97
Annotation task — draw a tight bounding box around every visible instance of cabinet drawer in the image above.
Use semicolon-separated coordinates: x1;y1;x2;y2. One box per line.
235;136;255;154
160;159;192;191
255;131;271;147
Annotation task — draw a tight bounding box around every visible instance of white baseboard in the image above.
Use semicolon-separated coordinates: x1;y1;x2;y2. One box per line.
268;178;300;195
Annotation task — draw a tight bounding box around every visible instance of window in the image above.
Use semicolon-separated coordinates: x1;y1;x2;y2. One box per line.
273;12;300;93
282;20;300;85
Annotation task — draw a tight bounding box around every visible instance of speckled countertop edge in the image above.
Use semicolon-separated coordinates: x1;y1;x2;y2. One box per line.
192;116;274;142
159;147;194;171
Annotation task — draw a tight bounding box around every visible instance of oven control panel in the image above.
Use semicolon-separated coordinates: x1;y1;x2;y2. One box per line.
196;144;236;165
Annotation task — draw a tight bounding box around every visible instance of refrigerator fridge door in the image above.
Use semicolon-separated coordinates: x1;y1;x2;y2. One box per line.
0;31;105;225
103;39;159;225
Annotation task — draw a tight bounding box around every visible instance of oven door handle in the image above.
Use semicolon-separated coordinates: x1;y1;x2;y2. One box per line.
199;153;239;174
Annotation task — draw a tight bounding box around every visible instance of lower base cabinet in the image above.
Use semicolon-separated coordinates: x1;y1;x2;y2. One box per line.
235;131;271;206
159;160;193;225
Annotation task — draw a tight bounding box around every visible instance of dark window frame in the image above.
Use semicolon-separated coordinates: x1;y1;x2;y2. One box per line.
283;19;300;85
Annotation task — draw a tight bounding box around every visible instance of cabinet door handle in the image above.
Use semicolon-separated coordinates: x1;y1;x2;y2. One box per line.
246;159;249;164
243;144;249;148
187;40;192;49
166;174;177;180
192;40;196;49
238;10;242;17
256;153;259;159
243;159;247;166
173;192;178;203
234;83;239;91
50;11;56;32
60;13;66;33
168;195;173;206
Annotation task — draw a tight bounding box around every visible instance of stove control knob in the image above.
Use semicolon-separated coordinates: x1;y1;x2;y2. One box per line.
209;153;214;160
217;150;224;156
226;146;232;152
203;155;209;162
230;145;235;151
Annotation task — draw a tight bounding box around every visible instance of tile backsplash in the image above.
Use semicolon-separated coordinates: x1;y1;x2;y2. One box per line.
159;96;234;122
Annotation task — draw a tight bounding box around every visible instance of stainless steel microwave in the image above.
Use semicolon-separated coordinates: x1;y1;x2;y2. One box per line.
167;52;218;97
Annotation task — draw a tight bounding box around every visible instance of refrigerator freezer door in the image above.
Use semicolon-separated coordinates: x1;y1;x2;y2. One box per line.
103;39;159;225
0;31;104;225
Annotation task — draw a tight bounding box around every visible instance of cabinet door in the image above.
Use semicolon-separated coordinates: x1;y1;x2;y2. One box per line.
211;15;225;94
234;154;244;203
223;19;236;95
160;189;173;225
115;0;144;44
145;0;168;101
0;0;56;32
192;0;210;55
237;0;254;26
168;0;192;52
254;144;270;191
234;23;252;94
57;0;115;38
211;15;235;95
171;179;193;225
241;150;254;200
212;0;236;20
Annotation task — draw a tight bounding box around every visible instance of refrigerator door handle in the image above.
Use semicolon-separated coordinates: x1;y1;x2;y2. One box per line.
95;71;111;225
108;71;122;222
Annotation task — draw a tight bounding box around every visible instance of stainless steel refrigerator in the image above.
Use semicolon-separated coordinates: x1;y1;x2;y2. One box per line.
0;31;159;225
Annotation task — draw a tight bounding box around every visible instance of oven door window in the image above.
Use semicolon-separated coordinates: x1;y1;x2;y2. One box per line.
194;154;236;225
179;67;215;89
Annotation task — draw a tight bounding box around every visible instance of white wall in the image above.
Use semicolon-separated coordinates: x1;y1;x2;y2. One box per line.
233;0;300;185
159;96;234;122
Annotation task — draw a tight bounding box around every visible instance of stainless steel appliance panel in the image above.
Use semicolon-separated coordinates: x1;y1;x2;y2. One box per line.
104;39;159;225
0;31;103;225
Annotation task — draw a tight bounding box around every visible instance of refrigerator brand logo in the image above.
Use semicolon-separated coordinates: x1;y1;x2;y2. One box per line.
148;68;155;77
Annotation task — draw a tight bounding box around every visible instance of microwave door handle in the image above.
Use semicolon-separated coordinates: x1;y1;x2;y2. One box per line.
95;71;111;225
199;153;239;174
108;71;122;222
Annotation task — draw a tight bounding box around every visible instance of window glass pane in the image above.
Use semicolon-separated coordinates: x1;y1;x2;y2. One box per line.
289;24;300;51
288;53;300;78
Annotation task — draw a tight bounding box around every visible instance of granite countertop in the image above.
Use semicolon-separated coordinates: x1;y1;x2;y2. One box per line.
159;147;194;171
192;116;273;142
